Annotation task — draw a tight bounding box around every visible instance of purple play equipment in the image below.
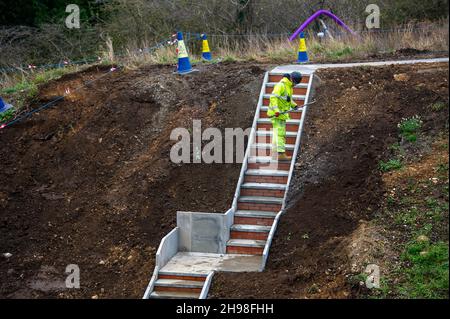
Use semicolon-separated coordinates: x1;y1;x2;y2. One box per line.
289;9;356;41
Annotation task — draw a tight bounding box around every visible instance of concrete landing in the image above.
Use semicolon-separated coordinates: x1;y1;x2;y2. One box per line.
271;58;449;75
160;252;262;275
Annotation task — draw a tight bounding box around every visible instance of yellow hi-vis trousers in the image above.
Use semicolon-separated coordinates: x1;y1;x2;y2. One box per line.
271;118;286;153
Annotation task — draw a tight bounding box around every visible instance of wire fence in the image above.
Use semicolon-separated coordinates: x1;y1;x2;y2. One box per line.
2;25;446;74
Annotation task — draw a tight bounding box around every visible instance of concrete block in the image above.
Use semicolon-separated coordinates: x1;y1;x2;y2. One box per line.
177;212;229;254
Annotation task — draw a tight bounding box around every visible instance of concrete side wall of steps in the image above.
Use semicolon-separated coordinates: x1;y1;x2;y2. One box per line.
143;227;179;299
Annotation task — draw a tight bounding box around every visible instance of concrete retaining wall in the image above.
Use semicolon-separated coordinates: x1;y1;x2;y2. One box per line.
177;211;231;254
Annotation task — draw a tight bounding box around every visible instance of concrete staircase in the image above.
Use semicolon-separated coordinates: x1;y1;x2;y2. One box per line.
143;67;314;299
227;73;310;256
150;272;207;299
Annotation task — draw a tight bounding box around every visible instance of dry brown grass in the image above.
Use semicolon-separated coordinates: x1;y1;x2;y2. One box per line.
120;21;448;68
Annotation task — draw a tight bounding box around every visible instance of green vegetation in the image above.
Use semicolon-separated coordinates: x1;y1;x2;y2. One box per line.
398;116;423;142
0;108;15;122
377;181;449;299
0;0;101;26
399;240;449;299
326;46;354;60
33;68;70;85
379;159;403;172
430;102;448;112
0;67;76;116
1;80;38;99
370;114;449;299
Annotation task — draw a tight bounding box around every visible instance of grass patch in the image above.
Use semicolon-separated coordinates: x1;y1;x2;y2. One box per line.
326;46;354;60
1;80;37;97
430;102;448;112
379;159;403;172
33;68;70;85
395;207;419;226
0;108;15;122
398;240;449;299
398;116;423;142
0;66;77;115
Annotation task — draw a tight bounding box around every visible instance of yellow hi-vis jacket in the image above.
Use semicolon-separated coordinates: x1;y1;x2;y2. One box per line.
268;77;297;121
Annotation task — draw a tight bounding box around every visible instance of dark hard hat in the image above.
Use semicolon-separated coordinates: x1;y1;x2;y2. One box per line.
291;72;303;85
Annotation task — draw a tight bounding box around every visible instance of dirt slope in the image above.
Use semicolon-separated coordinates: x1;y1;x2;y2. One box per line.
209;62;449;299
1;61;447;299
0;62;265;298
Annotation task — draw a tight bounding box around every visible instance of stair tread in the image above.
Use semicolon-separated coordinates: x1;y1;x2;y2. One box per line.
246;169;289;177
260;106;303;112
258;118;300;124
251;143;295;150
150;291;200;299
227;239;266;247
235;210;278;218
231;224;271;232
158;271;207;278
266;82;308;88
263;94;306;100
248;156;291;163
241;183;286;190
238;196;283;204
155;279;204;288
256;130;298;137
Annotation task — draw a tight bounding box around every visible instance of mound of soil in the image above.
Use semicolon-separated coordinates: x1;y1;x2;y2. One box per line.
209;62;449;299
0;62;266;298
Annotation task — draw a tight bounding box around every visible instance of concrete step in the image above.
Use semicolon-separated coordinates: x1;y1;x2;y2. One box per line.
266;82;308;88
257;118;301;125
227;239;266;250
255;130;298;137
227;239;266;247
244;169;289;185
150;291;200;299
246;169;289;177
263;94;306;101
234;210;276;227
259;109;302;120
240;187;284;198
158;271;207;282
231;224;271;233
247;161;291;171
257;121;299;133
230;224;271;241
248;156;291;164
155;279;205;289
237;196;283;212
247;155;292;171
235;210;278;218
268;74;311;83
251;143;295;151
241;183;286;190
238;196;283;205
260;106;303;113
254;130;298;146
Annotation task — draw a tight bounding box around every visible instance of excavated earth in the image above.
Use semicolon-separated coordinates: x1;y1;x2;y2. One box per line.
0;61;448;299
